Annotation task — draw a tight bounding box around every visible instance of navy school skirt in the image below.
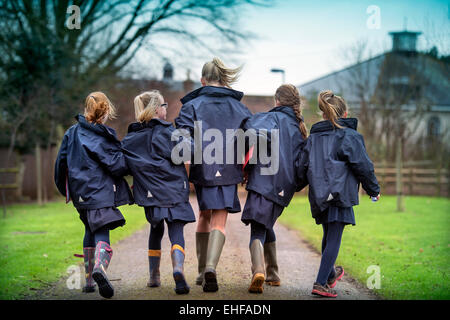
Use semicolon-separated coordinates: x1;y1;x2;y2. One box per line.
144;201;196;225
241;190;284;229
78;207;126;233
194;184;241;213
315;206;356;226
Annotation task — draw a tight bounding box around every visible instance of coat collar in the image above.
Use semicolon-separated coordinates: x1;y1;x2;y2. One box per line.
180;86;244;104
269;106;302;122
127;118;172;133
310;118;358;133
76;114;119;142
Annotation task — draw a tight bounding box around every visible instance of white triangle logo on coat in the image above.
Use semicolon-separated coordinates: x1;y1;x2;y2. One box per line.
215;170;222;177
147;190;153;198
278;190;284;197
327;193;334;201
79;196;84;202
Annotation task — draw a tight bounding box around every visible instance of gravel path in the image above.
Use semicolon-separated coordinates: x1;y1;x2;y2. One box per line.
38;194;377;300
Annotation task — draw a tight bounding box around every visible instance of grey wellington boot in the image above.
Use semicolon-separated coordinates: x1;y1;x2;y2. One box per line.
264;241;281;286
203;229;225;292
196;232;209;285
248;239;265;293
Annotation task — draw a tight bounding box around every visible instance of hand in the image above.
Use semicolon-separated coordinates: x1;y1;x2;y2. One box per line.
242;171;248;186
371;194;380;202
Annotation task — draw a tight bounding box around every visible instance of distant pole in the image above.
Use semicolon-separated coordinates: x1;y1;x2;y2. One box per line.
395;136;405;212
36;143;42;206
270;68;285;85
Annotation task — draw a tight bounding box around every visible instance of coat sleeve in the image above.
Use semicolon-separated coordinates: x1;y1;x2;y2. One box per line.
54;134;68;197
295;139;309;192
338;133;380;197
175;103;195;136
87;139;130;178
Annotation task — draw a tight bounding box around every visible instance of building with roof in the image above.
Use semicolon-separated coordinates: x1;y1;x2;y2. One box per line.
297;30;450;158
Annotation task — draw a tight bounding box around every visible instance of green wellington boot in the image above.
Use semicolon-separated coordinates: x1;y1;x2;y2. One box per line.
248;239;265;293
264;241;281;286
196;232;210;285
203;229;225;292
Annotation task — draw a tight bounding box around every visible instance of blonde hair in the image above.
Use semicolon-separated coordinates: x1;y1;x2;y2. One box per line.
134;90;163;123
275;84;308;139
201;57;242;88
318;90;348;128
84;92;116;124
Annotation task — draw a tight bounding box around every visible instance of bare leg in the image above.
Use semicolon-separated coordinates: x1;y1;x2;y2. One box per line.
210;209;228;234
196;210;212;232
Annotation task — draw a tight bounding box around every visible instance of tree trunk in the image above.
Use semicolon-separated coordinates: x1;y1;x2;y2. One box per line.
15;151;25;200
36;143;43;206
395;136;404;212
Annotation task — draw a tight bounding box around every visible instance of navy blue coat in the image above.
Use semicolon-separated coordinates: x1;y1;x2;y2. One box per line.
175;86;252;186
297;118;380;218
121;119;190;207
243;106;305;207
54;115;134;209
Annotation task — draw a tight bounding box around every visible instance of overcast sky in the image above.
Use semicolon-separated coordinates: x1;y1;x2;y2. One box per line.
132;0;449;96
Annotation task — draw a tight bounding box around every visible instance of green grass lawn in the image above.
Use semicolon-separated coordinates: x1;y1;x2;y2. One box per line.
0;200;148;300
279;195;450;300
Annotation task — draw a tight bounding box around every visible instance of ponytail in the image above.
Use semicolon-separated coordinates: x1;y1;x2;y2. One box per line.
134;90;163;123
201;57;242;88
318;90;347;129
275;84;308;139
84;92;116;124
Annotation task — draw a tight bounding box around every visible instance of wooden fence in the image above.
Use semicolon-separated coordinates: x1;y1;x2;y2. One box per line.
374;161;449;197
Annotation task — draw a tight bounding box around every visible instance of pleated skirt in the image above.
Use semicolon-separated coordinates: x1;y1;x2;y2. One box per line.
241;190;284;229
194;184;241;213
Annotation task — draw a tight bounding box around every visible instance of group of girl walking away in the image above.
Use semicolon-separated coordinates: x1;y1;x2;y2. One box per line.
55;57;380;299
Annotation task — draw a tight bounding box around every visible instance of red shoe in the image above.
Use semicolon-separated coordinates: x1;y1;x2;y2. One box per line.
311;282;338;298
327;266;344;288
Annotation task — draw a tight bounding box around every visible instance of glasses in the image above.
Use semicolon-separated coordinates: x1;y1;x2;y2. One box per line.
160;103;168;109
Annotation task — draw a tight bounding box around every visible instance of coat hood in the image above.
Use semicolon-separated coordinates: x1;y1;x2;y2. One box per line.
310;118;358;133
127;118;172;133
180;86;244;104
269;106;302;122
75;114;119;142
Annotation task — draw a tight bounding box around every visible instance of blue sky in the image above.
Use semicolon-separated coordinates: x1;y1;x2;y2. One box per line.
135;0;449;95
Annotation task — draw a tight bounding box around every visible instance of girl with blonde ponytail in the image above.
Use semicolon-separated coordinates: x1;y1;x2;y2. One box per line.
297;89;380;298
175;57;252;292
240;84;308;293
122;91;195;295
